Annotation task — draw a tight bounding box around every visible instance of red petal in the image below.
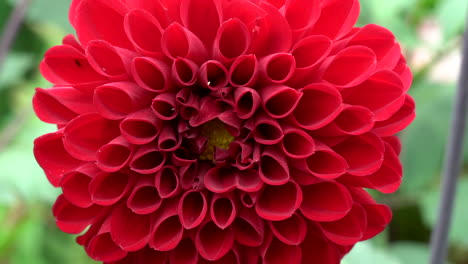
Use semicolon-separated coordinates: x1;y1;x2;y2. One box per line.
261;234;302;264
155;166;181;198
372;94;416;136
120;108;161;145
293;83;342;130
178;190;208;229
125;0;172;28
259;146;290;185
229;54;259;87
86;40;134;78
149;201;184;251
170;238;199;264
158;124;182;151
53;195;102;234
284;0;321;31
213;18;251;63
172;58;199;86
87;219;128;262
34;131;83;186
253;113;284;145
94;82;152;120
281;126;316;158
319;203;367;245
300;181;353;221
256;181;302;221
131;57;172;92
130;145;166;174
269;213;307;245
74;0;132;49
259;53;296;84
110;204;150;251
63;113;120;161
180;0;222;49
61;163;99;208
233;86;261;119
124;9;164;56
89;171;132;206
196;221;234;261
96;136;133;172
232;207;265;246
199;60;229;90
261;85;301;118
161;22;208;64
211;193;237;229
308;0;359;40
127;176;162;215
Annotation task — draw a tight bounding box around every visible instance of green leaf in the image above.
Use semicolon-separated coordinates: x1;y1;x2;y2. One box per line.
342;241;401;264
436;0;467;39
400;82;455;195
420;178;468;247
0;53;34;88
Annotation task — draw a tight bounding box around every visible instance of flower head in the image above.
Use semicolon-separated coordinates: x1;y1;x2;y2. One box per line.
33;0;415;263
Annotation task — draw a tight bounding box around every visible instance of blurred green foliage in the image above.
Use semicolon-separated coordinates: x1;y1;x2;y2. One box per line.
0;0;467;263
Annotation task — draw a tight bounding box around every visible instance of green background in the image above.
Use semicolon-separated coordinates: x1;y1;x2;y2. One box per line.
0;0;467;263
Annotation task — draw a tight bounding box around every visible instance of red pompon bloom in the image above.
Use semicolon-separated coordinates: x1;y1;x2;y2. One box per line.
33;0;415;263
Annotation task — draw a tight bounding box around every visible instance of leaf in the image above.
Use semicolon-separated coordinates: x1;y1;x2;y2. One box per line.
0;53;34;89
436;0;467;39
400;82;455;195
420;178;468;247
342;241;401;264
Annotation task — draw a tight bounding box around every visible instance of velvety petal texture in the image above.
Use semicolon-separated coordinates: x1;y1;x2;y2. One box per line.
33;0;415;263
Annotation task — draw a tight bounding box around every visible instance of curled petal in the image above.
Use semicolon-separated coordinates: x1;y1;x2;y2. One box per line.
233;87;261;119
320;46;377;87
284;0;321;31
251;2;292;56
172;58;199;86
383;136;402;155
240;191;259;208
287;35;332;87
96;136;133;172
301;224;341;264
123;246;168;263
281;126;316;158
40;44;105;85
269;213;307;245
87;219;128;262
170;238;199;264
305;143;348;179
196;221;234;261
205;167;263;193
229;55;258;87
261;85;302;118
126;0;172;28
130;145;166;174
393;56;413;92
61;163;99;208
180;0;222;49
300;181;353;221
293;83;342;130
33;86;94;124
308;0;360;40
131;57;172;92
89;171;132;205
259;146;290;185
53;195;102;234
150;200;184;251
86;40;134;78
210;193;237;229
155;166;181;198
189;97;229;127
342;70;405;121
253;113;283;145
317;105;375;136
202;249;240;264
222;0;266;32
63;113;120;161
158;124;183;151
172;148;197;167
256;181;302;221
124;9;164;56
372;95;416;137
94;82;152;120
120;108;161;145
34;131;83;187
110;204;151;251
199;60;229;90
260;234;302;264
178;190;208;229
161;22;208;63
232;207;265;247
127;176;162;215
151;93;178;120
319;203;367;245
259;53;296;84
74;0;131;49
333;133;385;176
213;18;251;63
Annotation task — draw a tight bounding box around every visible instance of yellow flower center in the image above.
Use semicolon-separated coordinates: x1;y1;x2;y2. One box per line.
199;119;235;161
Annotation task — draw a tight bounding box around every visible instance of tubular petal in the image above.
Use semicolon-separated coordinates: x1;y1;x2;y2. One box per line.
170;238;199;264
211;193;237;229
131;57;172;92
213;18;251;63
172;58;199;86
150;201;184;251
61;163;99;208
256;181;302;221
196;221;235;261
124;9;164;56
261;85;301;118
127;176;162;215
53;195;102;234
281;126;316;158
229;55;259;87
319;203;367;245
86;40;133;78
178;190;208;229
130;145;166;174
161;22;208;63
96;136;133;172
120;108;161;145
110;204;151;251
269;213;307;245
155;166;181;198
259;146;290;185
89;171;132;206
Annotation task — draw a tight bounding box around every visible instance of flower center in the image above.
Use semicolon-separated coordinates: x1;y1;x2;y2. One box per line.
199;119;235;161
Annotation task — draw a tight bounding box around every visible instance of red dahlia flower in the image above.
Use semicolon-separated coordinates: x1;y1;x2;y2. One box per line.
32;0;415;263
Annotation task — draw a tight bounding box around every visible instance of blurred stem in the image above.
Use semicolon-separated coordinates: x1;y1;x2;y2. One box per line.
0;0;33;74
429;7;468;264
